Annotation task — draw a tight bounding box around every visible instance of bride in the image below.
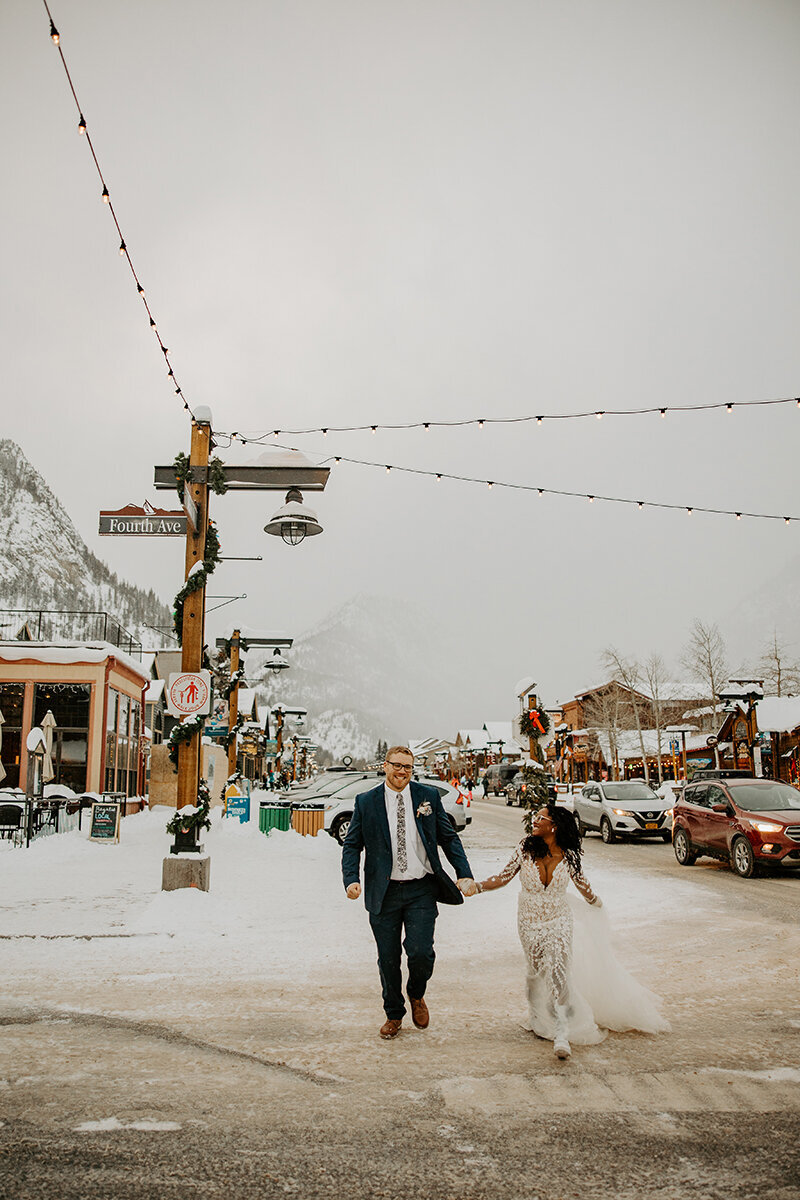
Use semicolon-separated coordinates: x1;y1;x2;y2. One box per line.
474;802;669;1059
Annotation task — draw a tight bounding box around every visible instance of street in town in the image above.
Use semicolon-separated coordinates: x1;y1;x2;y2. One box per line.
1;799;798;1200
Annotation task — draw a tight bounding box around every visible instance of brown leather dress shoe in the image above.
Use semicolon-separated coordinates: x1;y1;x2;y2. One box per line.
380;1018;403;1040
408;996;429;1029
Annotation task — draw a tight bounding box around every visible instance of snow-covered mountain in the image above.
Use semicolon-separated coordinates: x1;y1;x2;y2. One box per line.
0;439;171;640
249;593;467;760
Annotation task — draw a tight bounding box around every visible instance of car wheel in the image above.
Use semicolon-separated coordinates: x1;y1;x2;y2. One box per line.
600;817;616;844
673;827;697;866
660;832;672;843
331;815;351;845
577;818;587;837
730;836;757;878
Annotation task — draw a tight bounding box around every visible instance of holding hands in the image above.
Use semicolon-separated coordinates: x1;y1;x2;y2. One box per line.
457;877;478;897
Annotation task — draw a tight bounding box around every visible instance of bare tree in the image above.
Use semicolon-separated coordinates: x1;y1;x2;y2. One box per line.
602;648;650;783
582;688;622;781
758;631;800;697
681;620;729;730
643;652;672;783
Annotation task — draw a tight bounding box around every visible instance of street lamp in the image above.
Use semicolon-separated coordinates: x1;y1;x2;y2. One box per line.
264;488;323;545
264;647;291;673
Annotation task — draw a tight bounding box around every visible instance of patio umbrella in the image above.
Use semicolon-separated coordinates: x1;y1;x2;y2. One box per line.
41;709;57;784
0;709;6;783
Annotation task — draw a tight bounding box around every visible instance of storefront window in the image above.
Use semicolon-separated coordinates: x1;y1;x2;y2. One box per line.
0;682;26;789
33;683;91;793
103;690;141;796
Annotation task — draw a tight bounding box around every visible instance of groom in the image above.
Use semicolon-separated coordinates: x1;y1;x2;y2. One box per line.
342;746;476;1039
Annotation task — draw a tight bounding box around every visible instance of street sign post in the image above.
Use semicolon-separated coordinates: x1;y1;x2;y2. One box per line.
99;501;187;536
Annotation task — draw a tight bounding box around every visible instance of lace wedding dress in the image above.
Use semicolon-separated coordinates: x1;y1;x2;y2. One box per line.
496;842;670;1045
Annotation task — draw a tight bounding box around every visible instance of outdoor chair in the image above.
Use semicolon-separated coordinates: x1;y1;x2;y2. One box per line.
0;803;24;842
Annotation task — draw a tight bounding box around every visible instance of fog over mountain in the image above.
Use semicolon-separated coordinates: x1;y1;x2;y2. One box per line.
249;593;468;755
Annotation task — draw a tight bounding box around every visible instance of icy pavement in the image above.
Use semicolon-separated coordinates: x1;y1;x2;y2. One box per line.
0;803;704;994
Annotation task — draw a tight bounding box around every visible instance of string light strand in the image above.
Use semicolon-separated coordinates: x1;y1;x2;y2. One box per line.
42;0;193;419
215;434;796;526
216;394;800;442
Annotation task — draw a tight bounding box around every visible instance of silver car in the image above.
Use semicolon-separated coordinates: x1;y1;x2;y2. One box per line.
574;780;673;843
276;771;471;845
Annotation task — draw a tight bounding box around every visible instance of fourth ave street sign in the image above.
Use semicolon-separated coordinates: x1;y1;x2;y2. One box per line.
99;501;187;536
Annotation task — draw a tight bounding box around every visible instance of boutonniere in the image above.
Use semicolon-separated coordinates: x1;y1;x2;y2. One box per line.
416;801;432;817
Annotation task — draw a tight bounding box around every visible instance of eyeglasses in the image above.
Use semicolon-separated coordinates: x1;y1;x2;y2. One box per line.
386;762;413;771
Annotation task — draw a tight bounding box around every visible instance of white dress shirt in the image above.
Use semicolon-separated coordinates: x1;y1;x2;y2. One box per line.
385;784;433;881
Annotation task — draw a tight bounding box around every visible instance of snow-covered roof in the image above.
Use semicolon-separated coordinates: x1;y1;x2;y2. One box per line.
483;721;516;746
143;678;165;704
595;728;709;763
514;676;537;698
456;729;489;750
237;688;257;717
755;696;800;733
0;641;149;683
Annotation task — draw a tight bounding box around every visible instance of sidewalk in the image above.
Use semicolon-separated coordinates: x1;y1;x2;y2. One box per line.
2;807;799;1198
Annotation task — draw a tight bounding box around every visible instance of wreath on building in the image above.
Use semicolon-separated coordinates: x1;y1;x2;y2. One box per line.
165;777;212;836
172;519;222;641
519;706;551;740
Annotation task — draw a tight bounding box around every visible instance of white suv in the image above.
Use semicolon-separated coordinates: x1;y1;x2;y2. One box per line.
281;772;471;844
574;780;673;843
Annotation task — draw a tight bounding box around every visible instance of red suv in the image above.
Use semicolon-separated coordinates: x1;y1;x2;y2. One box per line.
672;777;800;878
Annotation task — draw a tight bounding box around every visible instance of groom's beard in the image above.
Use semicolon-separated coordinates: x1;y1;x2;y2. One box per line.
526;834;550;859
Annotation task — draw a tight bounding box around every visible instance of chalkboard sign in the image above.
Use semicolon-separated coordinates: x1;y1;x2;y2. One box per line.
89;802;121;843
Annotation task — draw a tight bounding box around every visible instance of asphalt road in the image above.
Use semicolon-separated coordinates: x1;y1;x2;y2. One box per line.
2;800;799;1200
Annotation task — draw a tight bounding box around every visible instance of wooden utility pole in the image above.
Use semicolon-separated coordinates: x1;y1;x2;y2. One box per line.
227;629;241;781
177;415;211;810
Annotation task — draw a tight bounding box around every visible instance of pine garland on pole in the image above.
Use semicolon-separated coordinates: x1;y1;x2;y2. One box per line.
172;451;229;503
172;519;222;641
165;777;212;837
519;766;550;834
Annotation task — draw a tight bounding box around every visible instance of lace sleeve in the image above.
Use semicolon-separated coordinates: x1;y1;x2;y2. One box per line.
476;842;522;893
569;861;601;905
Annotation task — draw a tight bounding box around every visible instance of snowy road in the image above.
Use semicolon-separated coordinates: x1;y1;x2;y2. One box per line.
1;801;798;1199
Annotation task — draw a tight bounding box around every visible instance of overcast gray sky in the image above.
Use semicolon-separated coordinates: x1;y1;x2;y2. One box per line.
2;0;799;718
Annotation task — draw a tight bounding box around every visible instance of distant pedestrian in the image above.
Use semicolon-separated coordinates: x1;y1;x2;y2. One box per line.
481;773;489;798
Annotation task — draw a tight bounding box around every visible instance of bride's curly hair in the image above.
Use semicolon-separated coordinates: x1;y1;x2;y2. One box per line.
522;802;583;876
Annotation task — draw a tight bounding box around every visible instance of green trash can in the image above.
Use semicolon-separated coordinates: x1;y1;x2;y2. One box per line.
259;802;292;834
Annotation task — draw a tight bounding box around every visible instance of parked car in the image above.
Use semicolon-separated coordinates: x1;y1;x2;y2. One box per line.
284;771;471;845
655;780;685;806
504;770;558;807
485;763;521;795
574;780;673;843
672;777;800;878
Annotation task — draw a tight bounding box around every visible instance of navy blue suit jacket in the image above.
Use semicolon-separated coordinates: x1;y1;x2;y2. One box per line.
341;781;473;915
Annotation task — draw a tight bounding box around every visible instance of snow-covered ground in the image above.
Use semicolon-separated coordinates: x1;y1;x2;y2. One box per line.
0;800;702;999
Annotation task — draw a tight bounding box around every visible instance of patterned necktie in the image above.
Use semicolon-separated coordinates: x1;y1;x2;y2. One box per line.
396;790;408;872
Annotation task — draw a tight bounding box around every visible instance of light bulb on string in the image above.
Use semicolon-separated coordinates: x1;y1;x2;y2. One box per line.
424;423;430;431
537;416;543;424
478;420;485;429
660;409;666;418
50;21;60;43
736;513;742;520
102;186;110;203
77;114;86;134
595;412;604;420
686;508;693;516
371;426;377;434
588;495;594;503
119;240;126;255
487;481;493;489
727;404;733;413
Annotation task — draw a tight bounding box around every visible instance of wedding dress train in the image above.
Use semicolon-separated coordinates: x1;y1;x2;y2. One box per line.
495;844;670;1045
